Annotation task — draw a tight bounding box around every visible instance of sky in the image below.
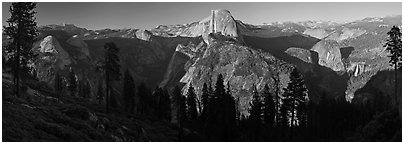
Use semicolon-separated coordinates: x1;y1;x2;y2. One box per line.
2;2;402;30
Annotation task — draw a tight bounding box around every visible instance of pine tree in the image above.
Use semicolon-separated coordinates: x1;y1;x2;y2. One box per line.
249;84;263;141
103;42;121;113
200;83;210;121
249;84;262;124
67;67;77;97
97;82;104;104
54;72;62;100
173;85;186;141
282;68;308;140
263;84;275;127
123;69;135;114
214;74;226;97
186;84;198;121
223;82;236;141
4;2;38;97
385;26;402;108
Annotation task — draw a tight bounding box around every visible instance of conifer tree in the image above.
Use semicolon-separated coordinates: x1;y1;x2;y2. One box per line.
4;2;38;97
173;85;186;141
103;42;121;113
200;83;210;121
385;26;402;108
223;82;236;141
249;84;263;124
186;84;198;121
249;84;263;141
123;69;135;114
282;68;308;139
263;84;275;127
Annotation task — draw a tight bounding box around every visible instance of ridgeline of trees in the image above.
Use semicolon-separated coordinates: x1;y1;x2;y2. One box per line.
385;25;402;110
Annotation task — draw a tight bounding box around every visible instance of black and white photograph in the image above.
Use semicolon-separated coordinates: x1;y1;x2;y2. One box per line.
1;1;402;142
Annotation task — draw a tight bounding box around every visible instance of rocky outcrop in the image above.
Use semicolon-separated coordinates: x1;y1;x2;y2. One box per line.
285;47;315;64
33;36;71;78
151;9;245;44
311;40;345;72
178;36;293;116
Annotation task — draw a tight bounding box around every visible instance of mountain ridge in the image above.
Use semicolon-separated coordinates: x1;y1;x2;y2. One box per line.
11;9;400;117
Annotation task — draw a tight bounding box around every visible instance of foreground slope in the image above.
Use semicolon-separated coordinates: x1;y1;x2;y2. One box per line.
2;75;178;142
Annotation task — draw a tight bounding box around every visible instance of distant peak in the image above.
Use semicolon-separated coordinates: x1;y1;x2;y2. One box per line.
212;9;232;14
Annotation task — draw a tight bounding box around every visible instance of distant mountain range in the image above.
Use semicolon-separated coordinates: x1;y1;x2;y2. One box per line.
4;9;400;116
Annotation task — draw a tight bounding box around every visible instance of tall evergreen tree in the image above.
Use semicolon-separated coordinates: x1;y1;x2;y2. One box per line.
103;42;121;113
249;84;263;124
67;67;77;97
214;74;226;97
4;2;38;97
249;84;263;141
282;68;308;139
186;84;198;121
223;82;236;141
263;84;276;127
173;85;186;141
385;26;402;108
123;69;135;114
200;83;210;121
205;74;226;141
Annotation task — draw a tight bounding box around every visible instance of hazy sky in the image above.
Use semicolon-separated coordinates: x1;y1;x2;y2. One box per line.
2;2;402;30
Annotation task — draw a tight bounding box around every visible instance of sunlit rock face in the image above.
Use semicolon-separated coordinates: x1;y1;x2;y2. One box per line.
178;34;293;116
311;40;345;72
33;35;71;73
151;9;245;44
